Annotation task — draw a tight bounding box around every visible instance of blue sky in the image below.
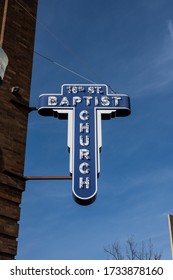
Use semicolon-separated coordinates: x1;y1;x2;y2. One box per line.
17;0;173;259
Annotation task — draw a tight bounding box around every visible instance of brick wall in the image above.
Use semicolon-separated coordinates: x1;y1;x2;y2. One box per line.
0;0;37;259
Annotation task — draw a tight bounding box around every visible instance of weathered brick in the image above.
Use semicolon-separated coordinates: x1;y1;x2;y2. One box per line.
0;197;20;220
0;216;19;237
0;234;17;256
0;183;22;203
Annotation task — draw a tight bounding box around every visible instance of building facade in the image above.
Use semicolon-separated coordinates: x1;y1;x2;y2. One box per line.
0;0;37;259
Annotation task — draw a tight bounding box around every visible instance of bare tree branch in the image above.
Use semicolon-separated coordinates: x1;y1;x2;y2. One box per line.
104;236;162;260
104;242;124;260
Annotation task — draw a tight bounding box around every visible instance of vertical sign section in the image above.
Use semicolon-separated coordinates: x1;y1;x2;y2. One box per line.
38;84;131;205
73;88;97;205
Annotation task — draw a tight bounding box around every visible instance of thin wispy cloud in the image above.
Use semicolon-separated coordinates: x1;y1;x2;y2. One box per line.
168;20;173;40
123;20;173;98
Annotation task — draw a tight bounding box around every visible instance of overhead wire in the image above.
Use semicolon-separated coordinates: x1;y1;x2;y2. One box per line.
15;0;84;62
35;50;119;93
15;0;119;93
34;51;96;84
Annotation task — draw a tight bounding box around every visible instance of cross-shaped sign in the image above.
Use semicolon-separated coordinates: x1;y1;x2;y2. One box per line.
38;84;131;205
